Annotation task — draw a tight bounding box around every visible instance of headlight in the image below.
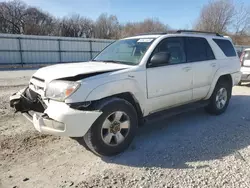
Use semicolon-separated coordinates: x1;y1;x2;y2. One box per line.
45;80;80;101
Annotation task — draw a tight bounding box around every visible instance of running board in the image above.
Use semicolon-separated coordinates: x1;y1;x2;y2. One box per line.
144;100;209;123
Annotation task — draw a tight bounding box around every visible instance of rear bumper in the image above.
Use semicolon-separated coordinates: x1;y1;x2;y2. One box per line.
241;74;250;81
10;88;102;137
240;67;250;82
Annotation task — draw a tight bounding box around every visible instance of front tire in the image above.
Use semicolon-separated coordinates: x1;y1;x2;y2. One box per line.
83;98;138;156
205;80;231;115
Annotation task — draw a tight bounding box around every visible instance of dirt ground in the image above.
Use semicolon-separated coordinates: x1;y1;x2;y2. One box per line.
1;70;250;188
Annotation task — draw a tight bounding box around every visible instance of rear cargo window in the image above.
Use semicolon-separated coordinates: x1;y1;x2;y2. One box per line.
213;39;236;57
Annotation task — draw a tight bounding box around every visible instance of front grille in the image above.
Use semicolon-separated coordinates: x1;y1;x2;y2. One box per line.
30;82;44;91
32;76;45;82
29;76;46;97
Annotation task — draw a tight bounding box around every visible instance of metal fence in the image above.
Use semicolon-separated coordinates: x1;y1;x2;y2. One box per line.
0;33;250;65
0;33;114;65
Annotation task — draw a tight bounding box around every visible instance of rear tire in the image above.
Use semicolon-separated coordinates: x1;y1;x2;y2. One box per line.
83;98;138;156
205;80;231;115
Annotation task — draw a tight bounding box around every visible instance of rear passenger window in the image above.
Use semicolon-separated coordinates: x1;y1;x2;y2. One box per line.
213;39;236;57
186;37;215;62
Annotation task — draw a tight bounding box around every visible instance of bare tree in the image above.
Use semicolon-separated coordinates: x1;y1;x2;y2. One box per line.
195;0;235;33
232;3;250;35
0;0;170;39
59;14;94;38
120;18;168;37
24;7;56;35
0;0;27;34
94;13;120;39
0;0;58;35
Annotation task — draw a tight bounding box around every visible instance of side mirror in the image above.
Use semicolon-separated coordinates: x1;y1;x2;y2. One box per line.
149;52;170;67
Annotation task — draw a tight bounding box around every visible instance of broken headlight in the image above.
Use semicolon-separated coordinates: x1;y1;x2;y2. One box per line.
45;80;80;101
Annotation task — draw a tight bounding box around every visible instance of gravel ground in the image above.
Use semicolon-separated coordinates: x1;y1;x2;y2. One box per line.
1;70;250;188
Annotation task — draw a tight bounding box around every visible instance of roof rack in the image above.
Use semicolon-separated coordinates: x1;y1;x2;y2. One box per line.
176;30;222;37
131;30;223;37
133;32;168;36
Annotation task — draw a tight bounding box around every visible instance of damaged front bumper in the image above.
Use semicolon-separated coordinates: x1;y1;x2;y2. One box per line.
10;88;102;137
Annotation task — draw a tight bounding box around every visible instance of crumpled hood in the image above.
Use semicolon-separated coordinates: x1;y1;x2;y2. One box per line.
32;61;132;83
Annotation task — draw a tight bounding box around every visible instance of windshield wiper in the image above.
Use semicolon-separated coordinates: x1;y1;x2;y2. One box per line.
97;60;134;65
91;59;119;63
100;60;121;63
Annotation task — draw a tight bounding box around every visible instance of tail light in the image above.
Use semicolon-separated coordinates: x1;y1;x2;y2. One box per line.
240;51;245;66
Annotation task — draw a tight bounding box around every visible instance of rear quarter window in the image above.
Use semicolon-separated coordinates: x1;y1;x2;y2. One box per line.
213;39;236;57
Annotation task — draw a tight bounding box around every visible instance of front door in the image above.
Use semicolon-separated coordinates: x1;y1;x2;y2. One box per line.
146;37;193;113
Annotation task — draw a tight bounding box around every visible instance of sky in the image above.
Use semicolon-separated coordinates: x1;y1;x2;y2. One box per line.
3;0;250;29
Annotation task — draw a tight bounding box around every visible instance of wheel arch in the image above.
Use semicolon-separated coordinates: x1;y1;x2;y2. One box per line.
205;73;233;100
93;92;144;126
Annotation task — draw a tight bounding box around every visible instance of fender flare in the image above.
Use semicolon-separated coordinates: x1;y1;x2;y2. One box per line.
204;67;233;100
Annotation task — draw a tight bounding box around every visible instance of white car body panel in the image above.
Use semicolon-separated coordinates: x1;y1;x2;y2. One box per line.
32;61;132;84
146;63;193;113
243;59;250;67
240;49;250;82
12;33;241;137
84;73;147;113
192;38;219;100
33;100;102;137
241;66;250;75
242;48;250;67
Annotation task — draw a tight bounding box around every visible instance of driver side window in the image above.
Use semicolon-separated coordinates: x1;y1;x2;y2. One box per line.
153;37;186;64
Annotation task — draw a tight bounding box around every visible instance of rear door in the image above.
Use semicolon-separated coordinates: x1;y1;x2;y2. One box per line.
185;37;217;100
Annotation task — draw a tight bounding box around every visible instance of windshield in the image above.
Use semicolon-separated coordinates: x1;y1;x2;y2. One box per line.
93;38;155;65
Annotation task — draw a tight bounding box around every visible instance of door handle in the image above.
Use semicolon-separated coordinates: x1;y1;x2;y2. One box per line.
182;67;191;72
211;63;216;67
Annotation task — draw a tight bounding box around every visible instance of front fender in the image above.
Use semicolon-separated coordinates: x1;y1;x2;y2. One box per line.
85;79;146;112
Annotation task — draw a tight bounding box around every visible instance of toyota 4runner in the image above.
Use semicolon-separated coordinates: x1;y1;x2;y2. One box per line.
10;30;241;156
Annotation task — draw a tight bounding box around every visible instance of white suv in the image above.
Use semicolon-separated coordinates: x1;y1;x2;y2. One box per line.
10;30;241;156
